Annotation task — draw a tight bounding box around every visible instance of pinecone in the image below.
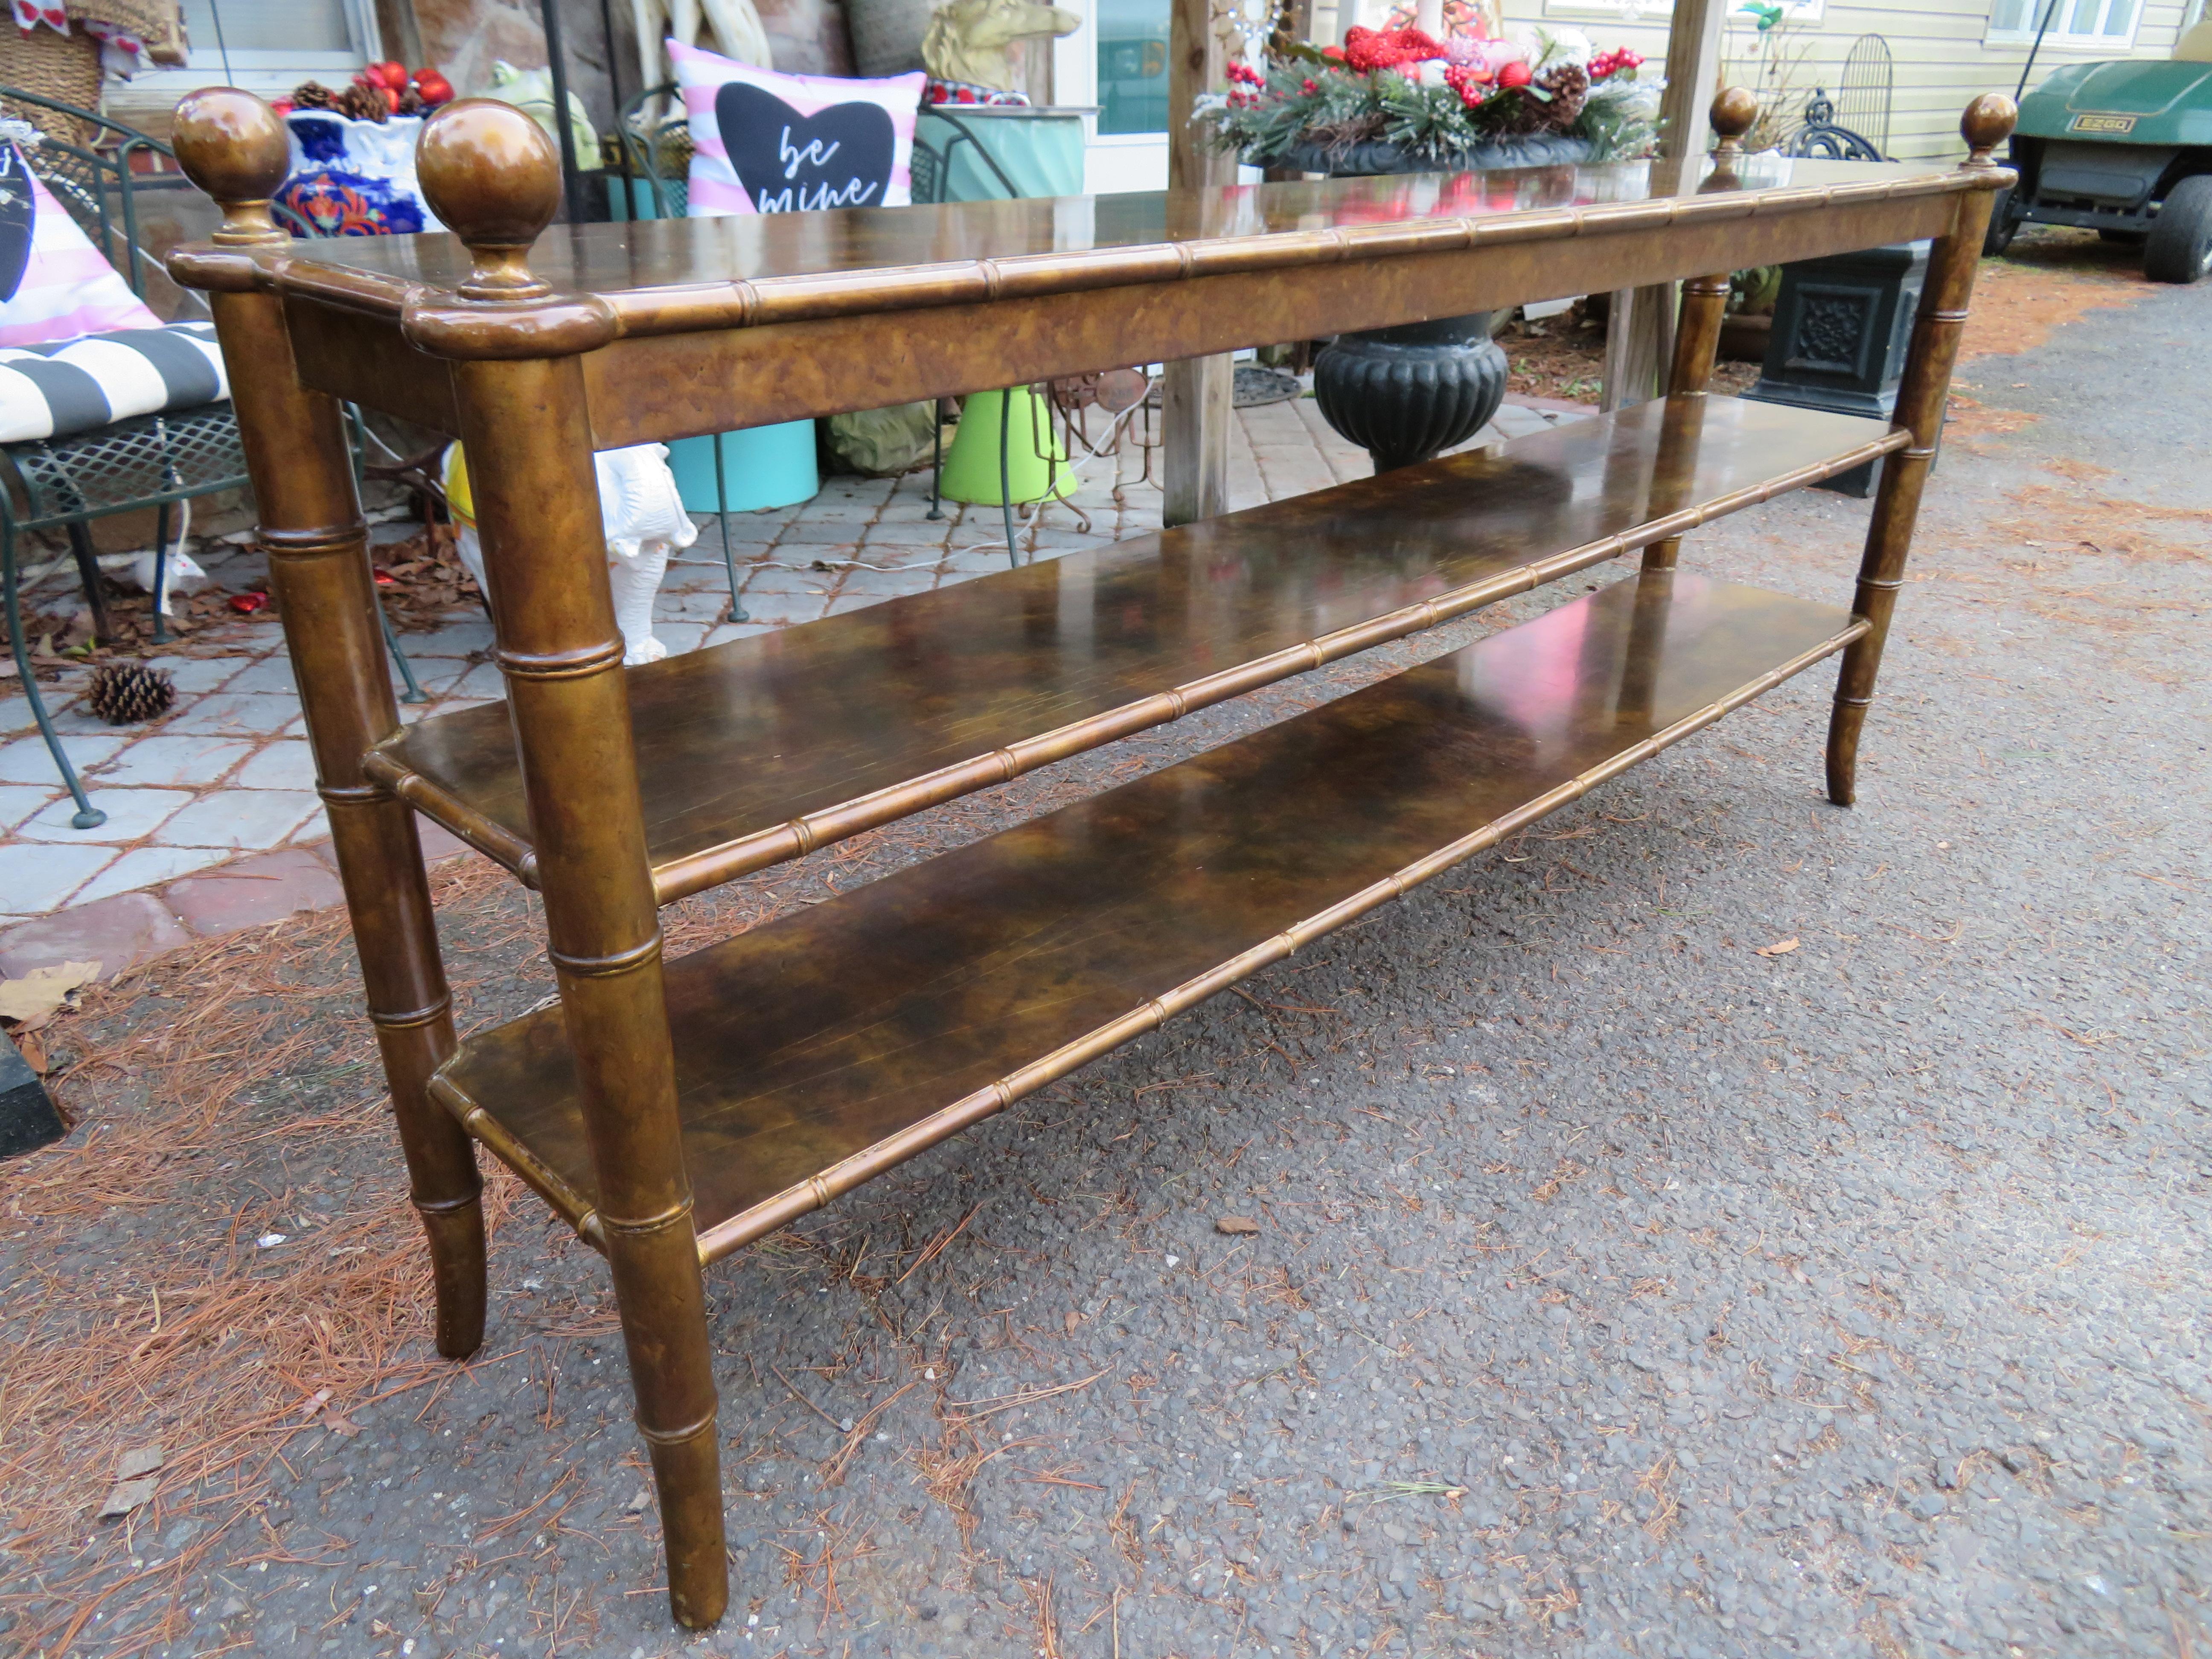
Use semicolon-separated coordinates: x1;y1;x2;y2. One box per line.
84;661;175;726
1485;86;1548;137
291;81;340;111
334;82;391;124
1537;62;1589;131
396;85;428;117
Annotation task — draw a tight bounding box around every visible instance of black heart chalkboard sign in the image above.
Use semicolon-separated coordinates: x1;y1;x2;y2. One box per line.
0;146;37;306
716;81;896;215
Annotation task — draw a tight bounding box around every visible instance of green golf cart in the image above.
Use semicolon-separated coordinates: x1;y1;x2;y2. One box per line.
1985;18;2212;281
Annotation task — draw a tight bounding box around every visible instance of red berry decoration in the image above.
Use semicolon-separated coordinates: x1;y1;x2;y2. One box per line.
413;68;454;105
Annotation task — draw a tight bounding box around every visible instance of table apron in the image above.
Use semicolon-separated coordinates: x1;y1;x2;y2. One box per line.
287;191;1963;445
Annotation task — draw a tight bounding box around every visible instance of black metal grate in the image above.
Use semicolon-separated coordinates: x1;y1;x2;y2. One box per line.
6;405;246;530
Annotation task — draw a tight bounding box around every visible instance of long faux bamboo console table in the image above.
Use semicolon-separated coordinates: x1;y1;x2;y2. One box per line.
168;85;2016;1628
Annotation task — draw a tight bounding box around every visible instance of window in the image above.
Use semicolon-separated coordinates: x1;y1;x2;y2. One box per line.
1987;0;2141;48
124;0;379;102
1096;0;1171;134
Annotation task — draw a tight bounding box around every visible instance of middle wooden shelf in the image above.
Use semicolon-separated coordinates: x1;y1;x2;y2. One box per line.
367;396;1905;903
429;570;1866;1265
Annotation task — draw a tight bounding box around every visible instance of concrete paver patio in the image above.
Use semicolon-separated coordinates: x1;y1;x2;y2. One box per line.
0;394;1567;969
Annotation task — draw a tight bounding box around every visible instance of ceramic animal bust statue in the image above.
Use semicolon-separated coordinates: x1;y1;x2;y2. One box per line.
635;0;772;109
922;0;1079;93
483;60;604;168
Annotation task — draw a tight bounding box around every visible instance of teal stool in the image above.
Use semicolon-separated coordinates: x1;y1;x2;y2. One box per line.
666;426;818;516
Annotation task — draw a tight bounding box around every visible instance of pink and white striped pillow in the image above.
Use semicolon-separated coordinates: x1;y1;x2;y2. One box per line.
667;41;924;218
0;146;162;348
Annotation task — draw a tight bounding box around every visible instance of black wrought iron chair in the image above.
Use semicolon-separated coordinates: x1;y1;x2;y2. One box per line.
1;85;425;830
1780;90;1886;162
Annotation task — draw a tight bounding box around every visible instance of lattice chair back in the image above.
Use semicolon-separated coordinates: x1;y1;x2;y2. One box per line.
0;84;179;303
1837;34;1895;160
617;82;695;220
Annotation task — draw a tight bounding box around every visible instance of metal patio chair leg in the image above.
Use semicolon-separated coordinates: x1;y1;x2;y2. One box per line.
344;405;431;701
927;403;945;521
2;520;105;828
1000;388;1018;568
381;600;429;704
151;500;172;645
711;434;749;624
64;519;115;640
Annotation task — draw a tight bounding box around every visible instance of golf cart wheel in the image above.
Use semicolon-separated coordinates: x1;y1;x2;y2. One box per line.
2144;175;2212;283
1982;186;2022;257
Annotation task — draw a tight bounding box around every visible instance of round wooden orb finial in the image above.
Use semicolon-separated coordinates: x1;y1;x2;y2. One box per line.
1709;86;1761;153
170;88;289;243
1961;93;2018;163
416;99;563;298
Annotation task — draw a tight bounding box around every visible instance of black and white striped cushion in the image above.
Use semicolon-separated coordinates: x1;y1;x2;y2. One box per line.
0;321;229;445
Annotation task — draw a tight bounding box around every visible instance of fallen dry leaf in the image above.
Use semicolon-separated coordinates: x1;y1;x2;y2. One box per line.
0;960;102;1026
1215;1216;1260;1235
1754;938;1801;958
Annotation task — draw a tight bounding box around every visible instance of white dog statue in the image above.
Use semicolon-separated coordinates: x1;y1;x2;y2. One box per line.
445;442;699;667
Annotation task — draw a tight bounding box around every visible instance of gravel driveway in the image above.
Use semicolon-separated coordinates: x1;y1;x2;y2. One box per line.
3;234;2205;1659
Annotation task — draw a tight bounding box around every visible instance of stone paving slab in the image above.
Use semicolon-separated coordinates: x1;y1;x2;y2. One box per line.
0;886;193;977
162;845;346;934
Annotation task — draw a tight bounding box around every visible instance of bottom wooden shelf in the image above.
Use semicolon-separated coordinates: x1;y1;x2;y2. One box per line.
430;573;1866;1262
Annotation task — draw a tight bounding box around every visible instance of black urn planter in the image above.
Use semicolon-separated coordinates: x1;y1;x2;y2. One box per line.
1281;137;1592;472
1313;314;1511;474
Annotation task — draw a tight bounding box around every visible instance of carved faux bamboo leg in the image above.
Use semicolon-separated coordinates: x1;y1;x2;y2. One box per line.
169;95;486;1359
1644;87;1759;575
1639;271;1730;573
414;104;727;1630
1827;95;2017;807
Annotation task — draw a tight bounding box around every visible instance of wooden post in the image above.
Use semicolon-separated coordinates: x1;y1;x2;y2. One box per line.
1163;0;1234;527
1826;96;2016;806
1604;0;1727;410
413;101;729;1630
169;91;488;1363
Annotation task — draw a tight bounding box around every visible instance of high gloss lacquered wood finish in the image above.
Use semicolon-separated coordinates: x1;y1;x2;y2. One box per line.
428;572;1863;1262
366;396;1906;900
168;90;489;1364
1826;97;2014;804
1637;262;1734;574
172;154;1997;446
453;343;727;1629
201;154;1979;326
165;84;2014;1633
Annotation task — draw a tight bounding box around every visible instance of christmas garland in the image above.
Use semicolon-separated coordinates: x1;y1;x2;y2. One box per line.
1210;26;1659;169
